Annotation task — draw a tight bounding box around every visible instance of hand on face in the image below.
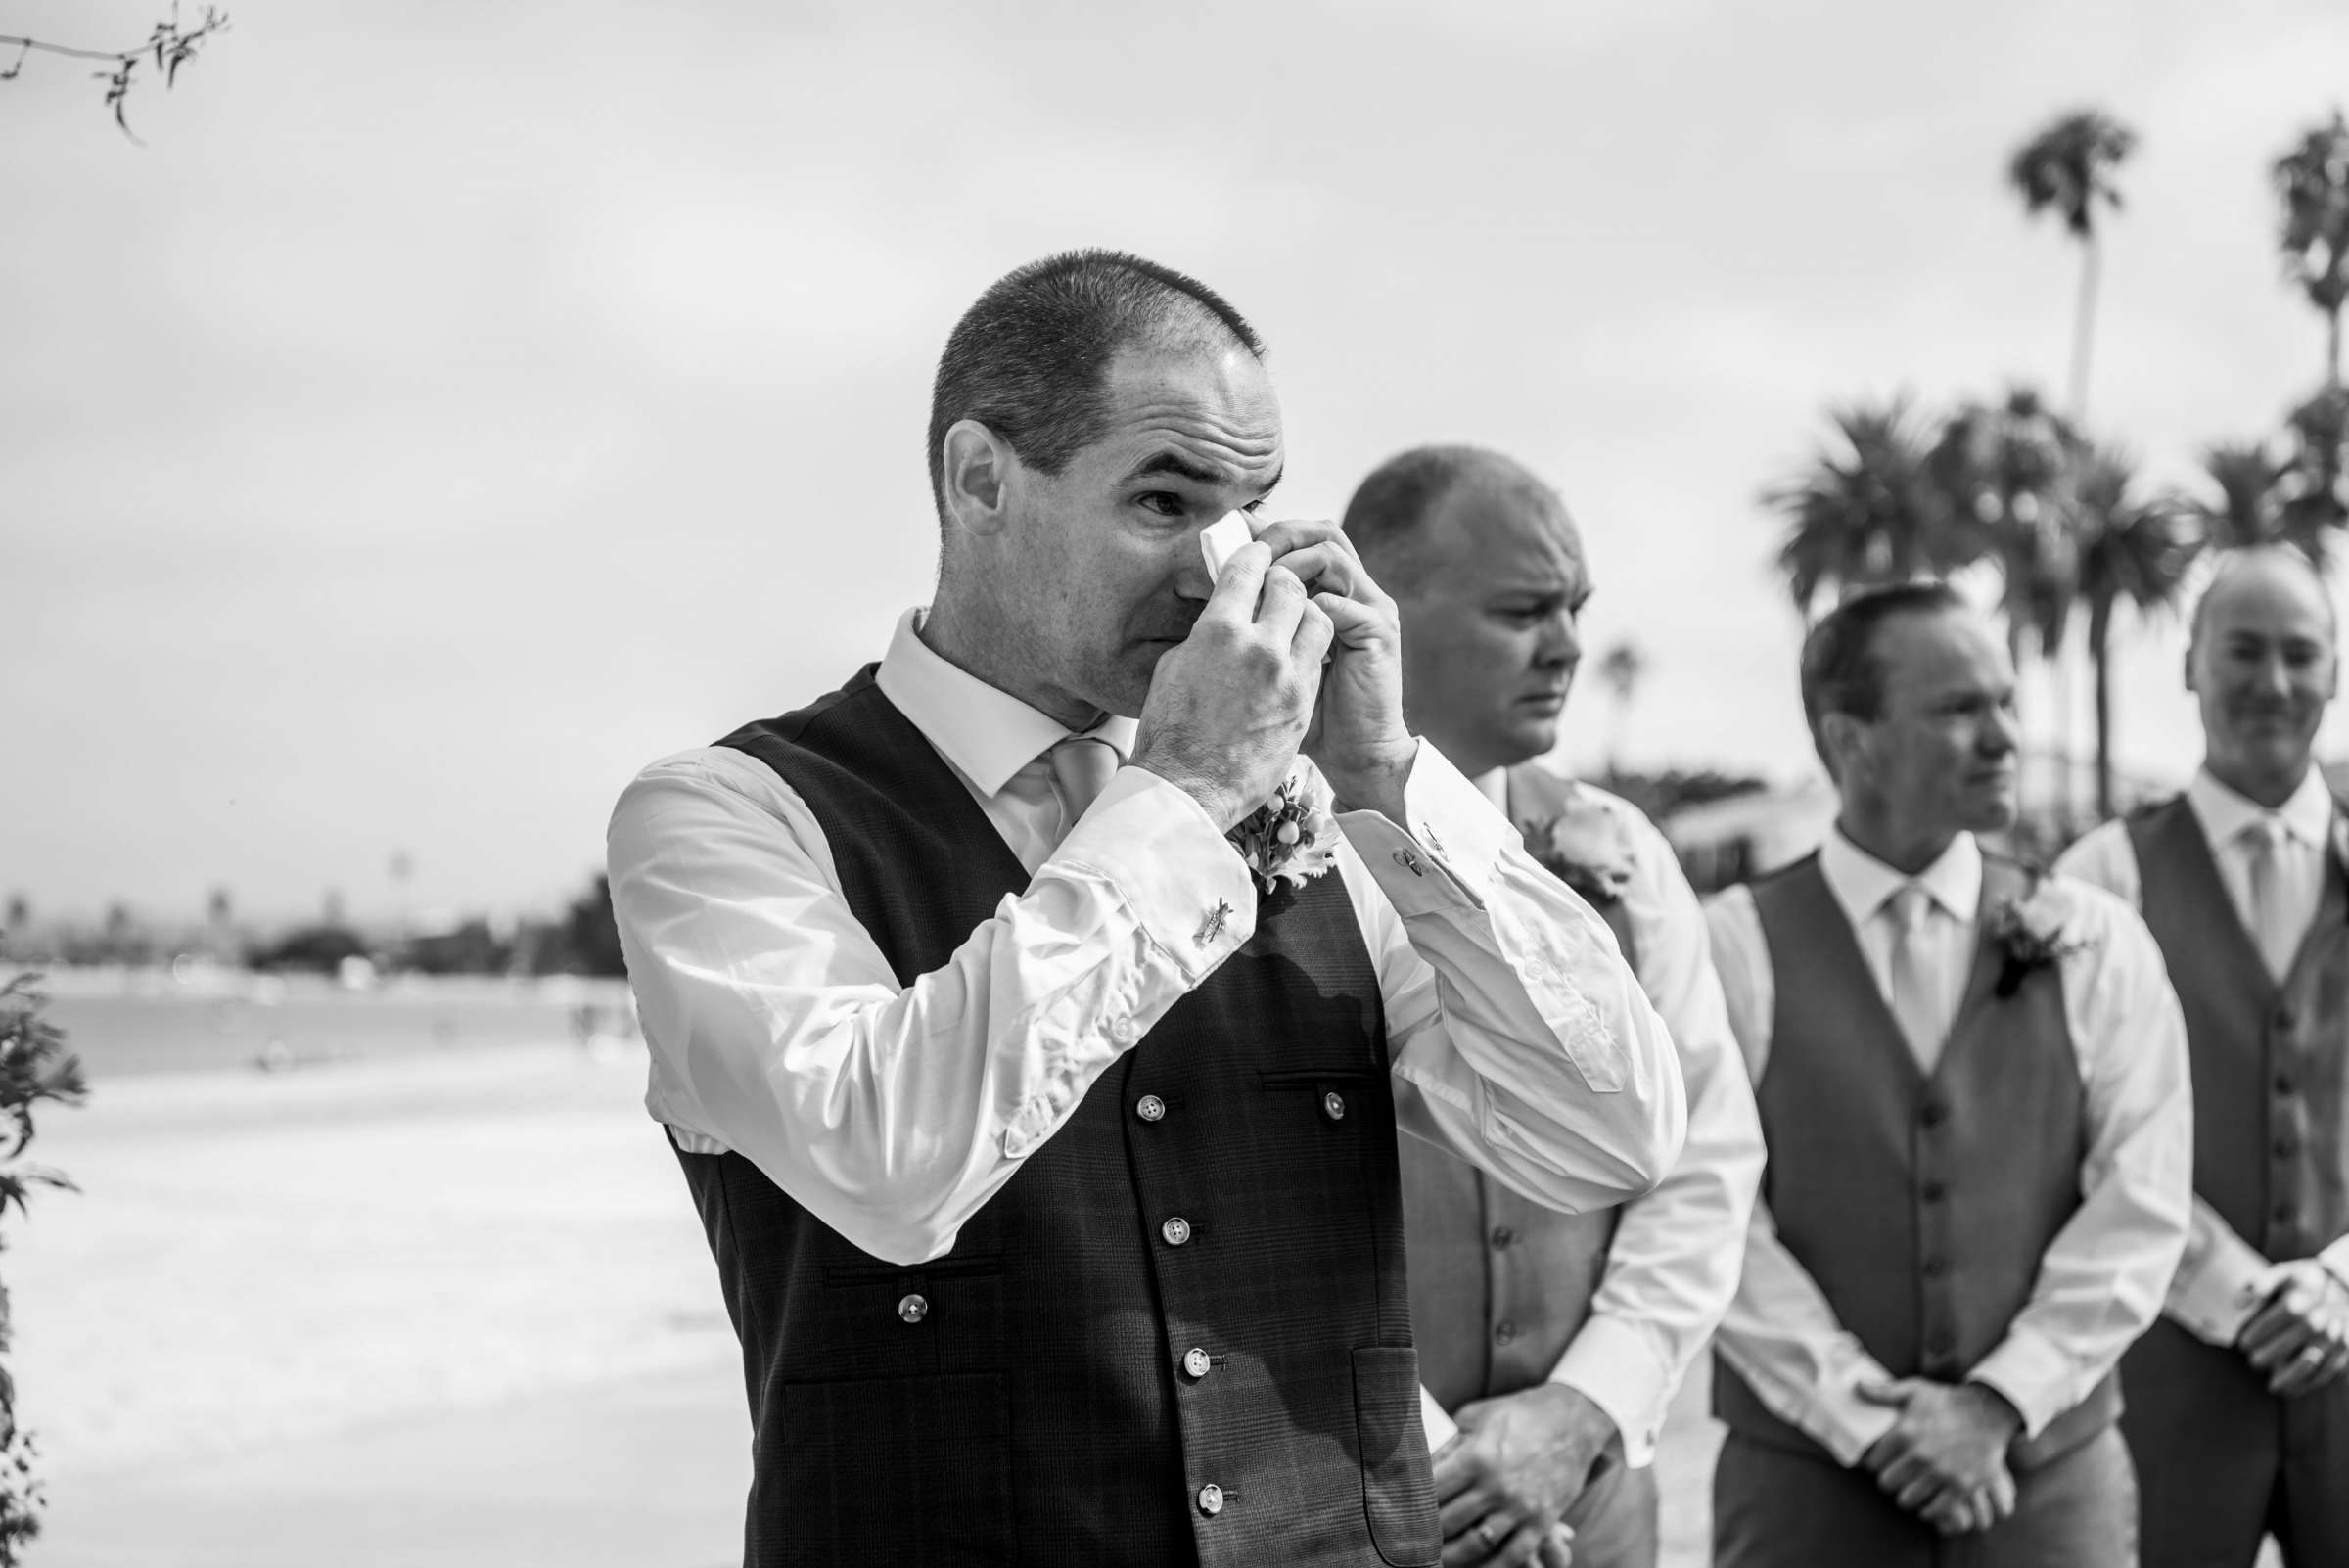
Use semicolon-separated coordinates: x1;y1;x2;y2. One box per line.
1130;541;1332;831
1244;518;1415;819
2238;1260;2349;1398
1856;1378;2021;1535
1431;1383;1607;1568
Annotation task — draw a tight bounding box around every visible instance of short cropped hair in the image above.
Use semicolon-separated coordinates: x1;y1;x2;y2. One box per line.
1342;444;1558;576
926;250;1263;522
1799;580;1967;771
2187;543;2338;649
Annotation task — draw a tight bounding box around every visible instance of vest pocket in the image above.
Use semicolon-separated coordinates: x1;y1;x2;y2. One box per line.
767;1371;1011;1560
1353;1345;1441;1566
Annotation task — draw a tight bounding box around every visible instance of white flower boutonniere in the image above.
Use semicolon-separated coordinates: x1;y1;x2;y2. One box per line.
1986;877;2091;998
1522;788;1638;906
1227;773;1343;896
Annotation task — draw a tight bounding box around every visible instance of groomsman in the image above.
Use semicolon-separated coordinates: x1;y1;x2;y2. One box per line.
1345;445;1765;1568
2056;545;2349;1568
1703;582;2192;1567
606;251;1685;1567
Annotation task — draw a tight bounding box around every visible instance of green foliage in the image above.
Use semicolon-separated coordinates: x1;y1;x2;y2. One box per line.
0;975;84;1566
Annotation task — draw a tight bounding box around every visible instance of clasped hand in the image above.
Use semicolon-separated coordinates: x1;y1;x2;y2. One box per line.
1856;1377;2022;1538
2238;1259;2349;1398
1432;1383;1612;1568
1132;521;1412;831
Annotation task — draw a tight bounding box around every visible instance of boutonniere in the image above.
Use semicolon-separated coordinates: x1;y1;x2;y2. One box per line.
1986;877;2091;998
1227;772;1343;896
1522;788;1637;906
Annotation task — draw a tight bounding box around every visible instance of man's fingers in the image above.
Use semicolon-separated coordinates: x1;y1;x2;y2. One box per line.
1894;1473;1945;1513
1293;597;1335;668
1431;1444;1482;1504
1988;1464;2019;1519
1875;1449;1930;1495
1536;1527;1575;1568
1200;540;1272;623
1437;1479;1497;1536
1494;1519;1551;1568
1855;1377;1918;1407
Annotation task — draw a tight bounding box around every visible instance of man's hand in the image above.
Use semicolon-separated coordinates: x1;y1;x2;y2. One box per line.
1132;541;1332;831
1856;1378;2022;1532
2239;1260;2349;1398
1248;519;1414;821
1432;1383;1612;1567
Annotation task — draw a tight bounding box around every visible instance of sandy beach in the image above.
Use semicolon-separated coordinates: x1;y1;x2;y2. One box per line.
4;1004;1736;1566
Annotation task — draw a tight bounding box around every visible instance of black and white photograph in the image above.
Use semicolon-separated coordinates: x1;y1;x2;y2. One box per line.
6;3;2349;1565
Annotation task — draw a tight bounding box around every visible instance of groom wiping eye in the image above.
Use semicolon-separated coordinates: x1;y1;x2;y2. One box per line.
604;247;1687;1568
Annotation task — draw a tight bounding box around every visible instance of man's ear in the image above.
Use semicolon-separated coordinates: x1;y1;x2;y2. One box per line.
940;419;1018;537
1819;711;1866;785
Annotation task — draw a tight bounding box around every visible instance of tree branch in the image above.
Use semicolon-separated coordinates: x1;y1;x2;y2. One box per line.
0;5;230;142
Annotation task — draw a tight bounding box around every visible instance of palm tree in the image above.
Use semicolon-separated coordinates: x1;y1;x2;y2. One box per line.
1935;389;2080;665
2074;446;2201;817
2273;109;2349;386
2185;439;2288;550
2009;109;2139;419
1594;640;1648;778
2280;384;2349;548
1767;396;1970;619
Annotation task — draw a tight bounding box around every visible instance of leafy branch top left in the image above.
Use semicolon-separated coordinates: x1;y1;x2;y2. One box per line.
1;4;231;143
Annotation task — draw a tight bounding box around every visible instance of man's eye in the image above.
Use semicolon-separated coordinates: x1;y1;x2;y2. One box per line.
1136;492;1186;518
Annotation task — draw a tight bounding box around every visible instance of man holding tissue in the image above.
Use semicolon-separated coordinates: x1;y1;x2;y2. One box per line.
1346;445;1765;1568
605;250;1685;1568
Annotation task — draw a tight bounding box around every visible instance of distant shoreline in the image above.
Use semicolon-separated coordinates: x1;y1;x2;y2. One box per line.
29;967;636;1080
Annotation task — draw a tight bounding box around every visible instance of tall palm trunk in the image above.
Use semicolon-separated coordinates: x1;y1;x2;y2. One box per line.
2330;304;2341;389
2089;595;2116;820
2071;232;2101;420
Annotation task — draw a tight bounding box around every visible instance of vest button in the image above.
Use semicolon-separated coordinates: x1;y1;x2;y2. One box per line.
1495;1320;1518;1345
1135;1094;1166;1123
1919;1101;1948;1128
1196;1483;1224;1516
2275;1073;2297;1097
1927;1333;1956;1358
1162;1216;1193;1247
2275;1134;2298;1159
2275;1009;2298;1033
1922;1257;1949;1279
898;1293;928;1324
1182;1346;1213;1380
1491;1226;1517;1249
1920;1180;1947;1204
1321;1090;1347;1123
2275;1202;2296;1225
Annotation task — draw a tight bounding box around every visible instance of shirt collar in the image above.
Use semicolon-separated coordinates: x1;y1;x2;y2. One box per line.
2188;765;2336;853
873;608;1140;798
1472;767;1508;812
1819;827;1983;928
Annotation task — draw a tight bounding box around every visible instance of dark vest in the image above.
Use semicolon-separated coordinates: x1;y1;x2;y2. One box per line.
2126;797;2349;1262
671;669;1439;1568
1715;852;2122;1469
1400;765;1632;1411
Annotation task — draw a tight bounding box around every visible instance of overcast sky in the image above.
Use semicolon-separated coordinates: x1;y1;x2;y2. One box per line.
7;0;2348;923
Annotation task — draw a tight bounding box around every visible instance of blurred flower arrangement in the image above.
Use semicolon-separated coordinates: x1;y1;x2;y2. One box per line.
0;974;86;1565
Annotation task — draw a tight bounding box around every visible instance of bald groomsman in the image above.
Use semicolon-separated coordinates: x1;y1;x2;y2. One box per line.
2057;546;2349;1568
1346;445;1765;1568
1704;582;2192;1567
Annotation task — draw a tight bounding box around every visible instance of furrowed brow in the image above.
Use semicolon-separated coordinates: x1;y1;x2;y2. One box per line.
1122;451;1228;487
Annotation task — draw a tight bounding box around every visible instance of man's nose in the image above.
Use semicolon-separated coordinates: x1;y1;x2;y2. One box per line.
1536;609;1582;669
1172;530;1216;603
1982;705;2020;756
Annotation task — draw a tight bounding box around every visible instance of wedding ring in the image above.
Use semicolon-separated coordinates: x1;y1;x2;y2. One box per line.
1476;1517;1504;1549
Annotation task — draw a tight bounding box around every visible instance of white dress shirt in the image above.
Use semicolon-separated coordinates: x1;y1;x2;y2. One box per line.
1704;830;2193;1463
606;609;1686;1268
2057;766;2349;1337
1457;768;1764;1469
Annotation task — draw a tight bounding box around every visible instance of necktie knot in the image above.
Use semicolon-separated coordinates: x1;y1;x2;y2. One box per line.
1886;883;1932;939
1045;735;1123;835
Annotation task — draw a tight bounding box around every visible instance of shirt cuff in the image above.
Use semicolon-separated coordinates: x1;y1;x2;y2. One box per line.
1340;740;1509;915
2319;1235;2349;1296
1551;1314;1673;1468
1057;766;1257;980
1966;1329;2072;1440
2166;1221;2273;1345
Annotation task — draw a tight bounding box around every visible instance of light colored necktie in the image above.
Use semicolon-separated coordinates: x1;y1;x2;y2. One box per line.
2241;817;2297;982
1884;883;1944;1071
1045;735;1123;843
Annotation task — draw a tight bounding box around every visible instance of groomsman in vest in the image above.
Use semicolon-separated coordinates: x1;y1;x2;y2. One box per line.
2056;545;2349;1568
606;251;1686;1568
1703;582;2192;1567
1344;445;1765;1568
